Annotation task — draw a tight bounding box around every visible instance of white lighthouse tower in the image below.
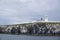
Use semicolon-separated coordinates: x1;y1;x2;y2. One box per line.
45;15;48;22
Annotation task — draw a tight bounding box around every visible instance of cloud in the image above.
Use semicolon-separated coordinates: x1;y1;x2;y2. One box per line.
0;0;60;24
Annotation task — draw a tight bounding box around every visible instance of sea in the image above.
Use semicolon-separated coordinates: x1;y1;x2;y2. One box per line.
0;34;60;40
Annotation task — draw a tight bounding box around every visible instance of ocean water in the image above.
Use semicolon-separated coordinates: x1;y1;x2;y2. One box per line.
0;34;60;40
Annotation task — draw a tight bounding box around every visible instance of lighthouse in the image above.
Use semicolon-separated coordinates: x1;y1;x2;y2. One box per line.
45;15;48;22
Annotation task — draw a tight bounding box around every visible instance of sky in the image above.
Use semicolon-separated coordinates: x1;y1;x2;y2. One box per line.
0;0;60;25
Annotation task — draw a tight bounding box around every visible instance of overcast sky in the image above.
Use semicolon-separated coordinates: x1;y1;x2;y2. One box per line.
0;0;60;25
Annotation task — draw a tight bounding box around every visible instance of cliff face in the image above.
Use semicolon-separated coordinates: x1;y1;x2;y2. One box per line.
0;23;60;36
